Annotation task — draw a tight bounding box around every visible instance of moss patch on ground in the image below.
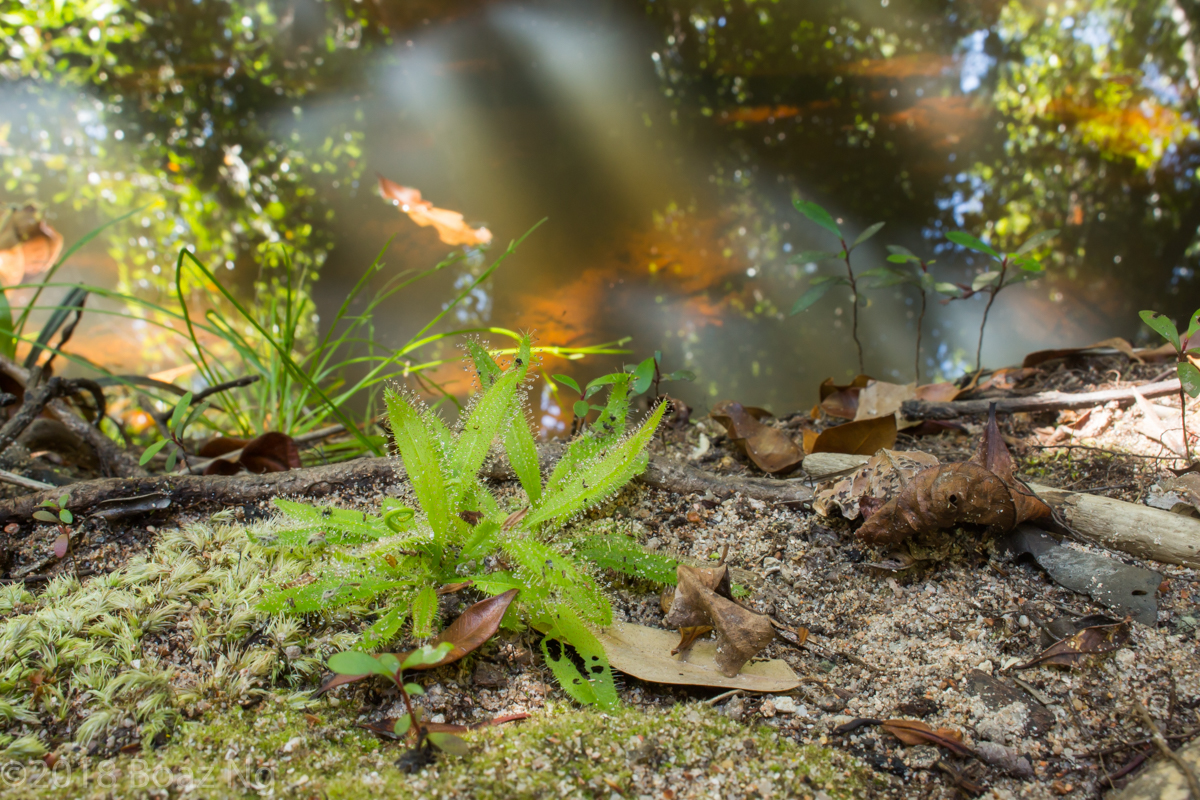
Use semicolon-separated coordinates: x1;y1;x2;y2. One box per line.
4;701;872;799
0;513;869;798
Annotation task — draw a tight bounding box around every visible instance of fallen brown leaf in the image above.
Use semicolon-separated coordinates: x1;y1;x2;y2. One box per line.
1022;337;1141;368
914;382;962;403
379;176;493;247
818;375;872;419
597;621;800;692
810;414;898;456
853;380;916;421
710;401;804;473
663;564;774;677
1014;618;1130;669
813;449;939;521
203;431;302;475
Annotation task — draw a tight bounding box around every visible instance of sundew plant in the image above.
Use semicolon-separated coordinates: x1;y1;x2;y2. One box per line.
255;334;677;707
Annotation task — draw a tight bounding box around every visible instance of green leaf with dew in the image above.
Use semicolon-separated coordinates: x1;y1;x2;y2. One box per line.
793;200;842;238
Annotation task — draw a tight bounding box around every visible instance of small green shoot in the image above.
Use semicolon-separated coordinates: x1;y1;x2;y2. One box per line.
1140;308;1200;461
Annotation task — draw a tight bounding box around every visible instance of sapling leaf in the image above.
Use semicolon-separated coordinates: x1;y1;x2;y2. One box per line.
630;357;656;395
1140;310;1181;351
57;493;69;507
886;244;916;259
168;392;194;435
793;199;842;238
791;250;839;264
1015;228;1059;256
1180;362;1200;398
402;682;425;696
139;438;169;465
886;253;915;264
400;642;455;670
53;533;70;559
935;282;965;297
58;509;72;524
426;731;470;756
662;370;696;382
852;221;885;248
0;291;15;361
411;585;439;638
377;653;402;675
1013;256;1044;272
946;231;1000;260
166;447;179;473
971;271;1001;291
393;714;412;737
573;400;590;418
790;276;848;314
552;374;581;395
327;651;388;677
1184;309;1200;347
33;510;58;523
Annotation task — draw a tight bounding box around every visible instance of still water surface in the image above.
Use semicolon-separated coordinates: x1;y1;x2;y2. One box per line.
3;0;1198;420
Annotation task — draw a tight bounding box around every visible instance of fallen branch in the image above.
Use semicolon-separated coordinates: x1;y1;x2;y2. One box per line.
0;450;814;529
900;378;1182;420
803;452;1200;568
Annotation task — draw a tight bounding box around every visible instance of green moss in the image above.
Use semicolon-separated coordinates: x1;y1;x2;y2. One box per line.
2;701;871;799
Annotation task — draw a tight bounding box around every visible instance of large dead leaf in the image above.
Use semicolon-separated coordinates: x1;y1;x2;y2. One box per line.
710;400;804;473
1022;337;1141;368
854;381;916;421
317;589;518;694
597;621;800;692
663;564;774;677
810;414;898;456
857;462;1017;545
203;431;302;475
379;176;493;247
1014;618;1130;669
818;375;872;419
0;205;63;286
814;449;939;521
856;404;1049;545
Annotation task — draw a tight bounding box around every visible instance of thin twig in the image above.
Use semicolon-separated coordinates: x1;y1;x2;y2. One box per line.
0;469;54;491
1029;444;1185;460
1135;700;1200;799
839;237;865;374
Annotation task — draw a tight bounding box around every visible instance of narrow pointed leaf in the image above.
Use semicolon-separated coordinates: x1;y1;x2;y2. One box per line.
793;200;841;238
1015;228;1059;256
1140;310;1181;351
946;231;1000;259
852;221;885;248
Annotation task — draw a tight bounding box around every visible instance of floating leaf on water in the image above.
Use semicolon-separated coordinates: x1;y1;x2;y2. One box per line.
379;175;492;247
0;205;64;286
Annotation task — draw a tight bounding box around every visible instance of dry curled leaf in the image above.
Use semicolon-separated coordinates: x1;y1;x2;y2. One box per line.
710;400;804;474
813;449;939;521
379;175;493;247
317;589;518;694
1014;618;1130;669
856;404;1049;545
1022;337;1141;368
810;414;898;457
914;382;962;403
663;564;774;677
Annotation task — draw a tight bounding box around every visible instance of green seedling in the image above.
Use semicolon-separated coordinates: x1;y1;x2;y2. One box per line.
1139;308;1200;461
33;493;80;580
258;334;679;707
139;391;210;472
862;246;939;383
942;228;1058;372
326;643;466;759
553;351;693;433
789;200;885;374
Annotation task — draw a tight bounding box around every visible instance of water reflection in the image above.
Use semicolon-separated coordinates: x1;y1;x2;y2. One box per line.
2;0;1197;419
